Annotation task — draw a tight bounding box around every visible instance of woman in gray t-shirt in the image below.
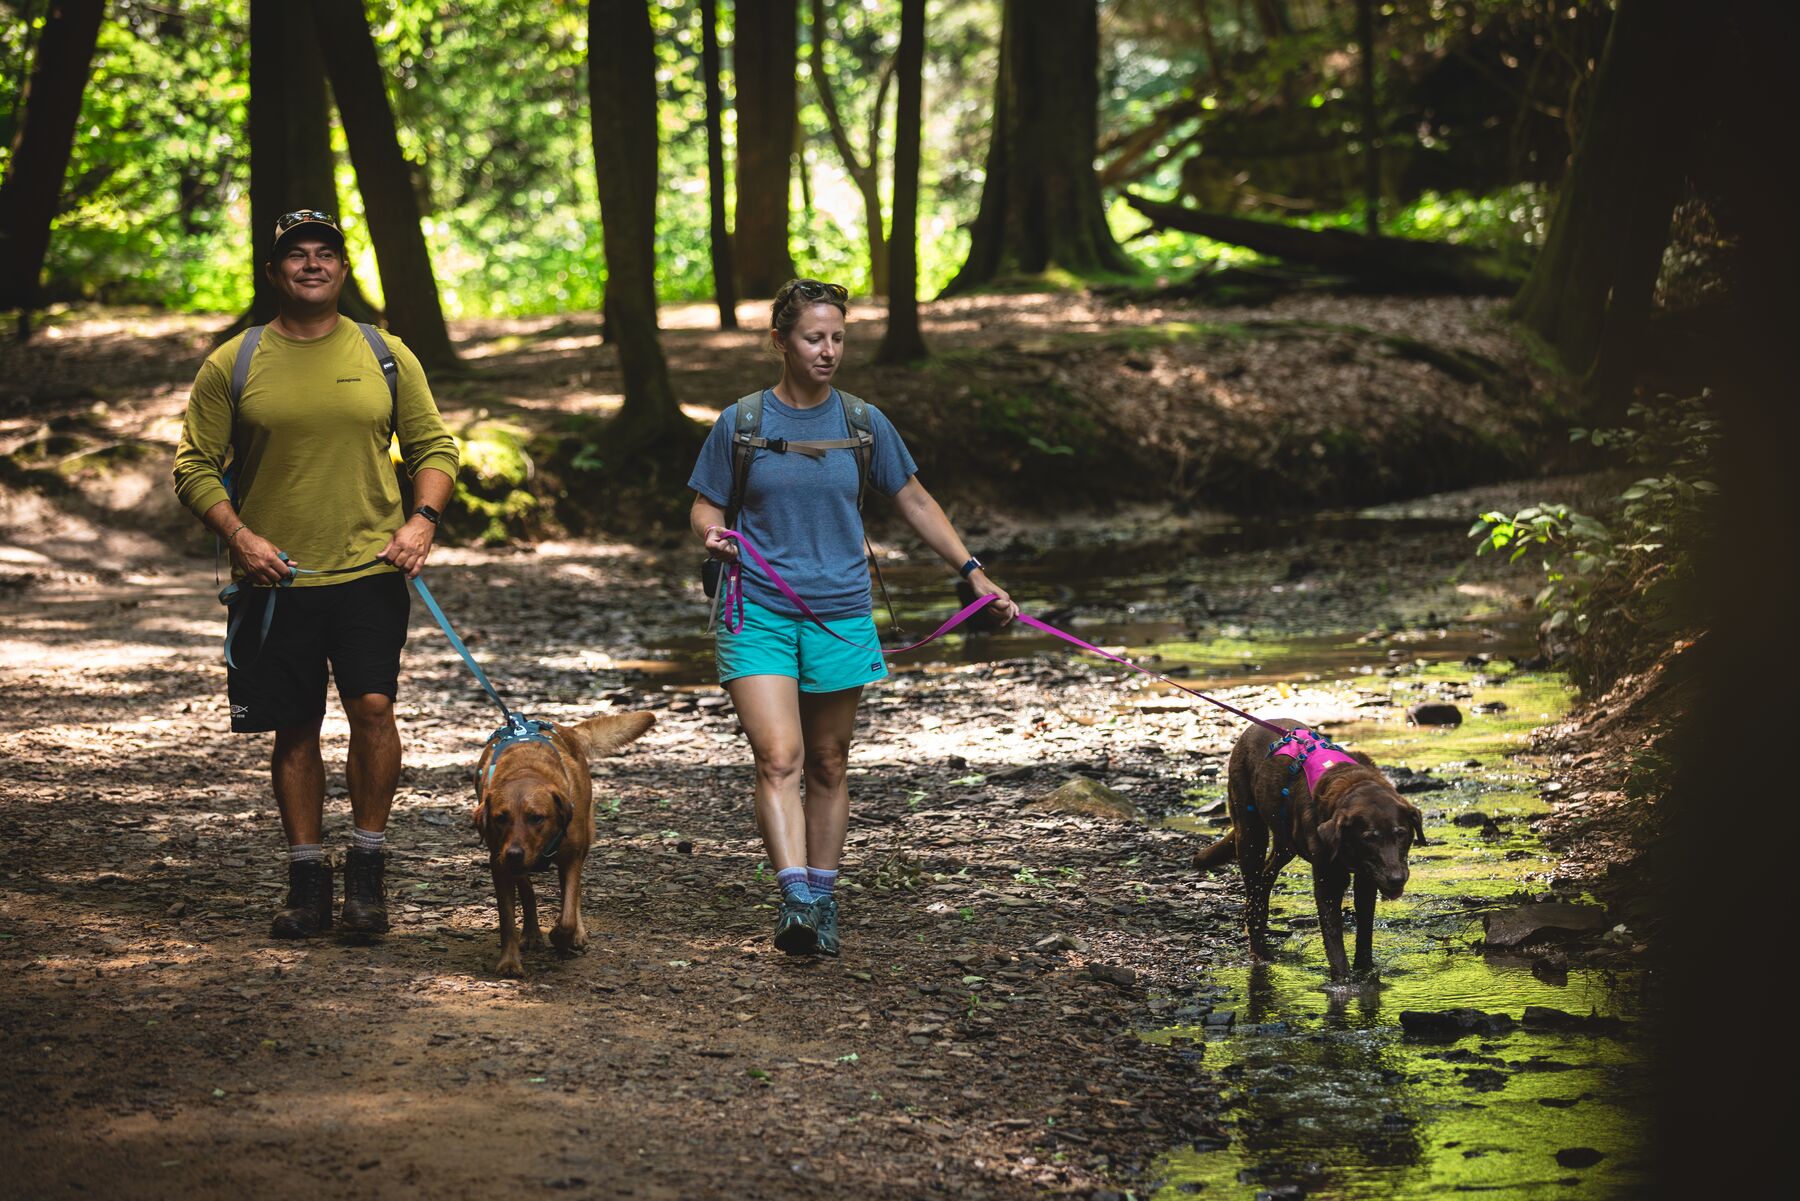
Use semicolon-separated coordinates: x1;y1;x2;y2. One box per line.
688;278;1017;959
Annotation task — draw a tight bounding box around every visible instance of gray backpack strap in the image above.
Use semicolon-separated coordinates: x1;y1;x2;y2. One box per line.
229;325;265;409
223;326;266;505
725;390;764;527
837;390;875;511
355;321;401;435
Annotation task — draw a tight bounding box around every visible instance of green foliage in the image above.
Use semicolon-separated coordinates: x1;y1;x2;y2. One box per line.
1469;393;1719;688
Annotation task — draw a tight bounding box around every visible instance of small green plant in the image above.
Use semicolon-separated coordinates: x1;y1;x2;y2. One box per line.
1470;393;1718;689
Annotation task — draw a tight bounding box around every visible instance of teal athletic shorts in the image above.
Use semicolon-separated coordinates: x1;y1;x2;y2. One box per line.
716;598;889;693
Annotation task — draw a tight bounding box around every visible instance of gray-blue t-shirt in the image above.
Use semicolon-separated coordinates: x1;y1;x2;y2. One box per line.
689;389;918;619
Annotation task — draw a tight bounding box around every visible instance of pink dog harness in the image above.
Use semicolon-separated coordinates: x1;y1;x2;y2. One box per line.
1269;726;1358;797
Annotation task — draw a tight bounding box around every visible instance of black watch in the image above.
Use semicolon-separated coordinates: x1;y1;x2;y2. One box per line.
413;504;441;526
958;556;983;579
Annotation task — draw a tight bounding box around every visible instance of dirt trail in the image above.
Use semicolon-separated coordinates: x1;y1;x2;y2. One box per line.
0;491;1560;1200
1;295;1564;1199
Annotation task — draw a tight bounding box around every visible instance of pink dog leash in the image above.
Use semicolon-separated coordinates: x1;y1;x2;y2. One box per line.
716;530;1286;734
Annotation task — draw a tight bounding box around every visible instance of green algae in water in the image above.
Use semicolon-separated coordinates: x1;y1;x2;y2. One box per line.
1148;672;1649;1199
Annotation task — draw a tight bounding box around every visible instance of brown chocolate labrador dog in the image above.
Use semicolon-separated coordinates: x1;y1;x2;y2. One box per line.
1193;718;1428;981
472;711;654;977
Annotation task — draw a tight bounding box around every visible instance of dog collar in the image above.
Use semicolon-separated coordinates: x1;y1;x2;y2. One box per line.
1268;726;1359;799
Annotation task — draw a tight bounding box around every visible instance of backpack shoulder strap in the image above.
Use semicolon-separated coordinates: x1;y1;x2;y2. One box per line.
355;322;401;436
836;390;876;511
725;391;764;526
223;326;266;506
228;325;265;410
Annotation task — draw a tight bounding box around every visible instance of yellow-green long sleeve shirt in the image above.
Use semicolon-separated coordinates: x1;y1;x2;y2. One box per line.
173;319;461;585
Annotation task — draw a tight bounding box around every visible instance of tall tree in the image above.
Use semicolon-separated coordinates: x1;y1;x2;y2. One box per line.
246;0;379;330
311;0;459;371
699;0;738;330
1356;0;1379;235
807;0;892;296
590;0;682;444
733;0;799;295
1510;0;1694;411
875;0;927;364
0;0;104;332
941;0;1135;294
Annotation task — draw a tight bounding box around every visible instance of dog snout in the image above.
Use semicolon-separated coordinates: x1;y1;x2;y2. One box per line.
503;845;527;869
1380;871;1408;900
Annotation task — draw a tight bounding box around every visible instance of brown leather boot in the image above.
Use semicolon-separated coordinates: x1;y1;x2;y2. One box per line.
270;858;333;939
339;847;389;935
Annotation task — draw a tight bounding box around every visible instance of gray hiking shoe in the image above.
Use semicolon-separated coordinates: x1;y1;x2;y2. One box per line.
811;895;840;957
773;897;819;955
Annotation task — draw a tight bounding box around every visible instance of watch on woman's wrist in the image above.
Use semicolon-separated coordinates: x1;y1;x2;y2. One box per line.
958;556;983;579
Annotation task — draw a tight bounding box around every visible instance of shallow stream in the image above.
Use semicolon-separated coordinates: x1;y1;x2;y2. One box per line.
640;507;1650;1198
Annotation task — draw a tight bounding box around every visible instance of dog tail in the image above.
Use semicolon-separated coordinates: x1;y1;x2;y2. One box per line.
569;711;656;758
1192;833;1236;871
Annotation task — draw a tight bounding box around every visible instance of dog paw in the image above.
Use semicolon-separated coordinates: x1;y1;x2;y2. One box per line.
550;923;588;954
521;926;546;951
495;953;525;978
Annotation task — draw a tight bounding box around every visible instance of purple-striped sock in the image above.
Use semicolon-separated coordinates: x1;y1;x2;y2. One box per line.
775;867;813;905
807;867;838;899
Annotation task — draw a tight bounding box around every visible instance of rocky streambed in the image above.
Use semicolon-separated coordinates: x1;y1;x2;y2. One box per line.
0;479;1647;1200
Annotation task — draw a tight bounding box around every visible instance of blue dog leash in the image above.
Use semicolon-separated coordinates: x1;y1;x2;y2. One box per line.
220;558;559;838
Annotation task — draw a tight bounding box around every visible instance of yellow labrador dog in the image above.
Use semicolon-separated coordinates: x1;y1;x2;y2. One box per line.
472;712;654;976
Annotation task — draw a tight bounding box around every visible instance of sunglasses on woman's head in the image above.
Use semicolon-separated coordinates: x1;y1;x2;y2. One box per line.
789;280;848;301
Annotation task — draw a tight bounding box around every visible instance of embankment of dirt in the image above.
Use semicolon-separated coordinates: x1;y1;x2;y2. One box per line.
1;293;1573;570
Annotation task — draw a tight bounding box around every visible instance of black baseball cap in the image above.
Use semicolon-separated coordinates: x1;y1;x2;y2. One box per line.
268;209;347;260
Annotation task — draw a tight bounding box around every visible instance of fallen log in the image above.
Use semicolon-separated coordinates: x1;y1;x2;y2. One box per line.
1122;191;1526;296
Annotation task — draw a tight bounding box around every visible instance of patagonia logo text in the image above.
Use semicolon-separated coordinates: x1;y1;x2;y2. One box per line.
337;376;362;383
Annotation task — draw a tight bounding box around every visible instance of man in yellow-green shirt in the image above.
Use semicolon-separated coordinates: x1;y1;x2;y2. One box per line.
173;210;459;942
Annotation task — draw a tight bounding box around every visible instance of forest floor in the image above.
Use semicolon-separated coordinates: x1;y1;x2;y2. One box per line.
0;294;1644;1200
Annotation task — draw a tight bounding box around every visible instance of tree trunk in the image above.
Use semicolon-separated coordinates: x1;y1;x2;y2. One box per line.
590;0;682;443
0;0;104;328
699;0;738;331
244;0;379;332
1510;0;1694;412
733;0;799;296
1356;0;1379;235
1122;192;1523;295
941;0;1135;295
807;0;889;297
875;0;927;363
311;0;458;371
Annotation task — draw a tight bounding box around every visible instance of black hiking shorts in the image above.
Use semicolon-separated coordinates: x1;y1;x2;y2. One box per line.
225;571;410;733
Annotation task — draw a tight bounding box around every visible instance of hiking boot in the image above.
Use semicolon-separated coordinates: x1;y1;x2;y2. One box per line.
773;897;818;955
339;847;390;935
270;858;333;939
811;895;840;957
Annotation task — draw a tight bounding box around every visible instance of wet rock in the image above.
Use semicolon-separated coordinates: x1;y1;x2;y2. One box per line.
1555;1147;1605;1168
1521;1006;1629;1036
1398;1008;1516;1038
1086;963;1137;987
1483;902;1610;949
1030;777;1140;822
1387;766;1449;794
987;764;1038;782
1035;932;1088;954
1201;1010;1236;1029
1472;700;1509;715
1451;811;1491;828
1459;1068;1509;1091
1406;703;1463;727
